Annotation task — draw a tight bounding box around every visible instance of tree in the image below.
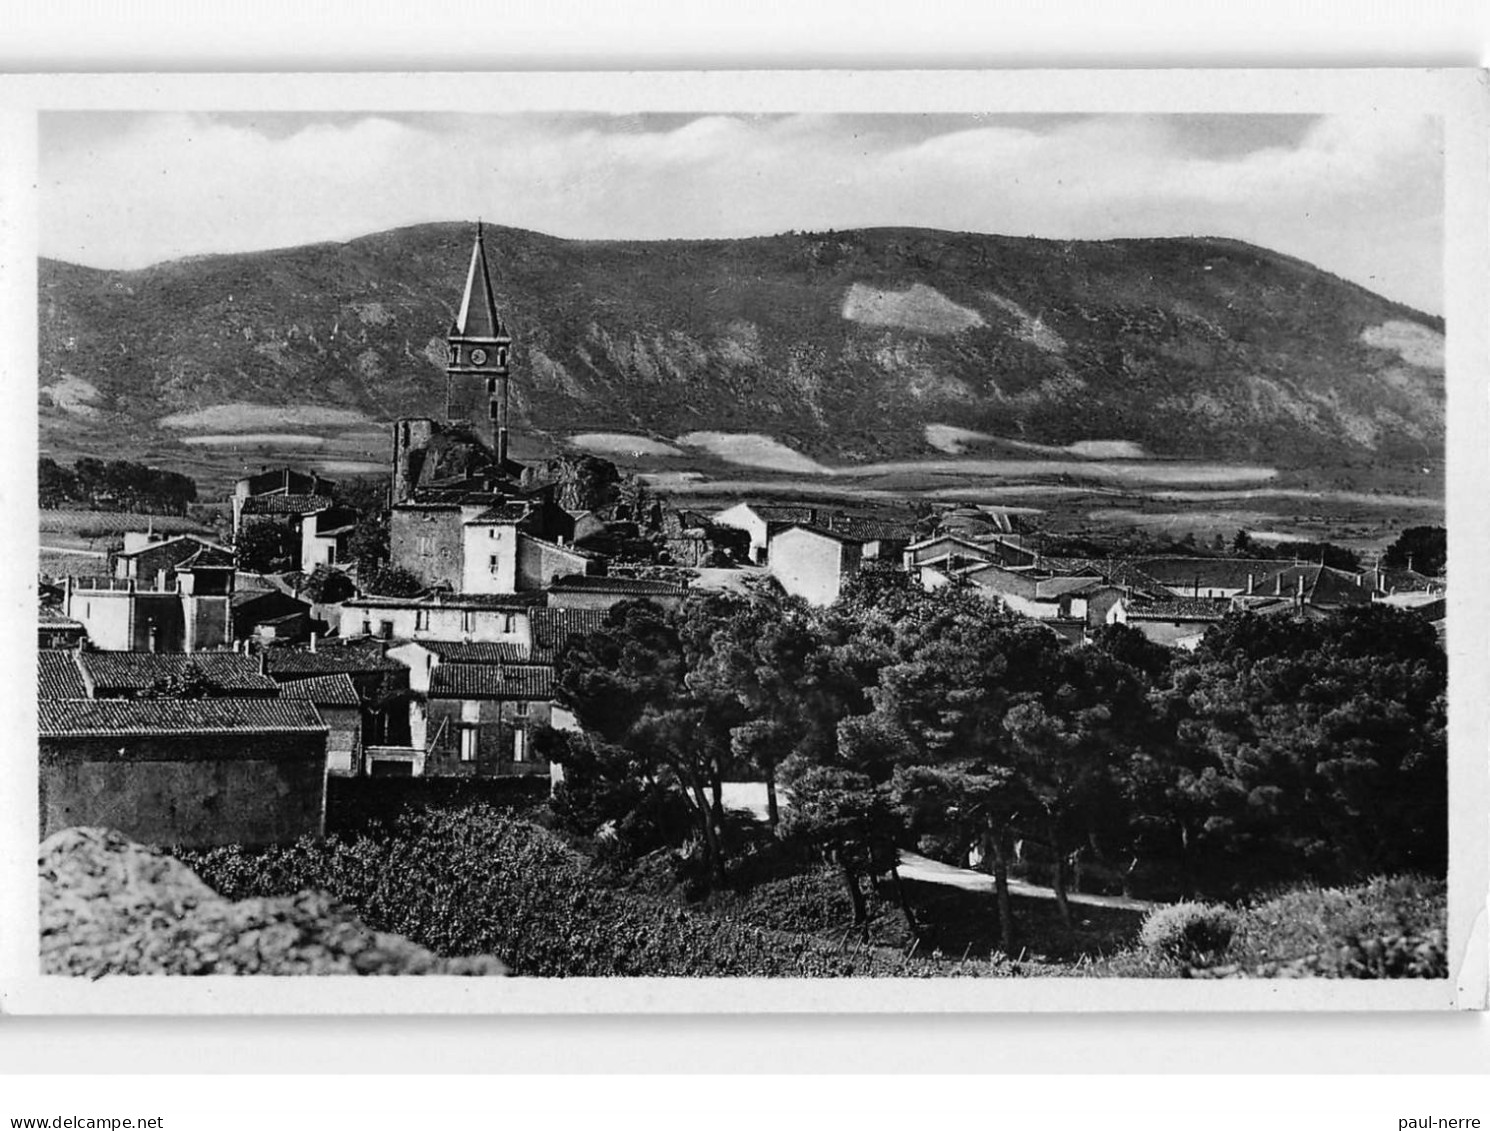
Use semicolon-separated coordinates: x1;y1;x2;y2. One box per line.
554;599;741;888
360;564;424;598
335;475;392;573
779;765;905;939
1383;526;1446;577
235;521;298;573
1155;607;1447;895
684;596;868;827
867;591;1063;952
1002;646;1151;926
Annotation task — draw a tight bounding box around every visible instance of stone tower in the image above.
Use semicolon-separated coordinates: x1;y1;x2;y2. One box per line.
446;223;515;464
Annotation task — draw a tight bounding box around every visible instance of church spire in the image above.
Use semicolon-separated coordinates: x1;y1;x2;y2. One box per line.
446;223;516;466
451;221;506;340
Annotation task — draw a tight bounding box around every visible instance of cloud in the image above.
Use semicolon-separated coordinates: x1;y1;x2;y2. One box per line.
40;110;1443;312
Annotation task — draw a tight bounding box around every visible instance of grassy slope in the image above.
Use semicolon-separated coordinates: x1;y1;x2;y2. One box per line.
41;223;1444;492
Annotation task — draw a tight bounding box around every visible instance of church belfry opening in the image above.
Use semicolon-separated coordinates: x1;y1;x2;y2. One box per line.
446;222;515;465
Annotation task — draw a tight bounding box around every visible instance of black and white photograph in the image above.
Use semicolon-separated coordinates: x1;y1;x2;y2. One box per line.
4;69;1485;1012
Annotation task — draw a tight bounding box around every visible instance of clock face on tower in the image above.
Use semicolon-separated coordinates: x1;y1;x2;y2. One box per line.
469;348;488;366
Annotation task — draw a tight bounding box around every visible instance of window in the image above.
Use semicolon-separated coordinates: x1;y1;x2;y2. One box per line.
462;610;476;633
415;608;430;631
513;699;529;717
379;621;393;641
503;612;516;633
489;554;500;574
511;728;526;763
459;727;477;763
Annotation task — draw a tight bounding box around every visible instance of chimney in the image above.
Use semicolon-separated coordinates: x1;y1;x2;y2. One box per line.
310;632;318;653
1246;572;1255;595
1274;573;1283;597
258;650;268;676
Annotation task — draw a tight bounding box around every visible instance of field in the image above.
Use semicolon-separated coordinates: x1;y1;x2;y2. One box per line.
176;803;1448;979
38;509;219;578
39;510;212;538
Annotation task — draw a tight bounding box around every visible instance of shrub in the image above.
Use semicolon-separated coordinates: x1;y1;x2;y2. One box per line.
1138;901;1238;964
1207;875;1449;979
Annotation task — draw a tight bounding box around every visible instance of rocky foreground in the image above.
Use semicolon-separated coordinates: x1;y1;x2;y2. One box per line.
39;827;507;976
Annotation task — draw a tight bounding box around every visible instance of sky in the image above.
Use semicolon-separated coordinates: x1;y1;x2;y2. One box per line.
39;111;1444;313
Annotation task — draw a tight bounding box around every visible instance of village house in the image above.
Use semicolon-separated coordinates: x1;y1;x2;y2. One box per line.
546;574;689;611
659;509;750;567
262;638;411;751
1124;597;1233;650
339;591;544;644
36;649;329;847
298;503;359;573
769;524;866;607
230;467;335;539
903;533;1004;575
385;647;570;780
712;503;818;565
231;585;315;644
275;672;362;776
66;650;280;699
38;695;329;848
38;607;86;650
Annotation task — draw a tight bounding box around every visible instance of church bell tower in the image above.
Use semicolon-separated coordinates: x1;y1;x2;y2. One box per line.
446;222;515;465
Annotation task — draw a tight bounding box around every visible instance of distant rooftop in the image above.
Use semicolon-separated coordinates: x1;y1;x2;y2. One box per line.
548;575;686;596
239;494;333;517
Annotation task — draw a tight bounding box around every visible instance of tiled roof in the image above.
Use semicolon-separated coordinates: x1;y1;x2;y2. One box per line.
521;535;598;560
528;607;610;661
1132;557;1291;591
38;651;88;699
548;575;687;595
775;523;868;546
273;672;360;707
906;533;998;556
820;516;916;543
1036;576;1105;599
1125;597;1233;622
746;505;817;522
80;652;280;694
418;640;531;664
429;663;555;701
114;534;231;560
239;494;332;517
39;697;327;739
176;544;236;569
263;645;405;674
38;609;84;629
344;592;546;611
467;502;531;524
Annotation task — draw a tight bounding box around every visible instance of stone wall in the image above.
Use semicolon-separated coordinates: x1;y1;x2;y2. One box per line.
40;732;328;848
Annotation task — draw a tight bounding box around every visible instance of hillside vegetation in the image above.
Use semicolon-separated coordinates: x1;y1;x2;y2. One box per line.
40;223;1443;476
181;808;1003;978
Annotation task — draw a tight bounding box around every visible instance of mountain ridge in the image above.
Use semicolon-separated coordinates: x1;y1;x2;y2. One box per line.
39;221;1445;482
